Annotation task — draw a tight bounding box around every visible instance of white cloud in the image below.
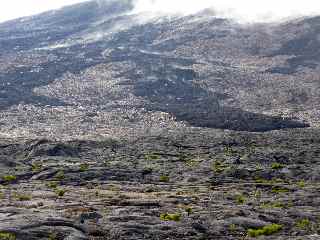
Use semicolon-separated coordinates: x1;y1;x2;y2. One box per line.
0;0;86;23
133;0;320;22
0;0;320;24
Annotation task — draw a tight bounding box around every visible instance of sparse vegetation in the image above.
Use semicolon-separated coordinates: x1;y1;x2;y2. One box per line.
13;193;32;201
247;224;283;237
160;213;181;222
253;189;262;199
55;170;65;180
46;181;58;189
185;159;201;168
48;232;57;240
0;232;16;240
235;194;246;205
296;219;312;230
79;163;89;172
255;163;264;171
229;224;237;232
31;162;43;172
212;160;227;173
255;177;285;185
144;153;160;161
55;188;67;197
271;186;290;194
271;163;285;170
159;175;170;182
297;180;305;188
2;175;17;183
261;201;286;209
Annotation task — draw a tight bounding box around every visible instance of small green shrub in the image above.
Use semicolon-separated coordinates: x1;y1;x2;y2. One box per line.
55;189;67;197
31;162;43;172
297;180;305;188
261;201;285;209
0;232;16;240
255;163;263;171
13;193;31;201
159;175;170;182
247;224;282;237
255;177;285;185
229;223;237;232
236;194;246;205
271;163;285;170
271;186;289;194
254;177;268;184
185;159;200;168
144;153;160;161
2;175;17;183
48;232;57;240
55;171;65;180
160;213;181;221
287;200;294;208
46;181;58;189
272;202;285;208
79;163;89;172
296;219;311;230
212;160;227;173
253;189;262;199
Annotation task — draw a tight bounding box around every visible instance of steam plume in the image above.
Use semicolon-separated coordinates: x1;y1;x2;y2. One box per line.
132;0;320;22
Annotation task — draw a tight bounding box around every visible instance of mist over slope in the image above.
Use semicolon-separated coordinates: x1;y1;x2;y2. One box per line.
132;0;320;22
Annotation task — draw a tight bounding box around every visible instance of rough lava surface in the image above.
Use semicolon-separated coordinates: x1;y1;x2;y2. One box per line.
0;0;319;239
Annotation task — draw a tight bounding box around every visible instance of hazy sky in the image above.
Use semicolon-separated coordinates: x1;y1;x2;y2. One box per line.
0;0;85;23
1;0;320;23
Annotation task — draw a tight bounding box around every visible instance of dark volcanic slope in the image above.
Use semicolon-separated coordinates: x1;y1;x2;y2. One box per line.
0;0;318;138
0;0;134;108
0;1;320;240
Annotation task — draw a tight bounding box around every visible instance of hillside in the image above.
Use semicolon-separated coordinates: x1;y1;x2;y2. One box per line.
0;1;319;239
